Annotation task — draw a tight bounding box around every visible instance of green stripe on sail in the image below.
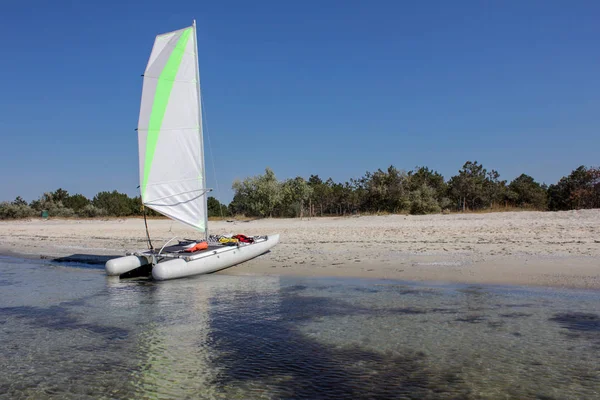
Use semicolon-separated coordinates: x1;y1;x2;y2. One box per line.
142;28;192;198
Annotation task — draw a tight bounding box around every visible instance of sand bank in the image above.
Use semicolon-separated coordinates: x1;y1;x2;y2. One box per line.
0;210;598;289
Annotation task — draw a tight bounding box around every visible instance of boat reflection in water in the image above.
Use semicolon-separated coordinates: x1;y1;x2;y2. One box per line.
106;274;283;398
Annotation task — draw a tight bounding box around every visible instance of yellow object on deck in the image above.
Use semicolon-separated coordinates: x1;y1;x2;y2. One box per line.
218;237;239;243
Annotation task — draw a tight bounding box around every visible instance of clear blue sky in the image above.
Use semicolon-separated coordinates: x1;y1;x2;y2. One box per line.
1;0;598;203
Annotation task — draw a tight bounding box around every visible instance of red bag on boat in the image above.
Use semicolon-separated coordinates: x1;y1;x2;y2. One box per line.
232;234;254;243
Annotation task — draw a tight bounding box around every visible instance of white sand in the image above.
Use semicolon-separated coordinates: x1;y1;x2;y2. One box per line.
1;210;599;289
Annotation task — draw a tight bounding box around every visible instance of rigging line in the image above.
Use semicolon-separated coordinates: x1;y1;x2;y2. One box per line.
142;204;154;251
201;93;224;220
137;184;154;250
145;188;212;203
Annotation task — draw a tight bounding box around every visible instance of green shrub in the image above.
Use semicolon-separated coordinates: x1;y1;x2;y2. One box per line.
409;185;442;215
0;202;35;219
51;207;75;218
79;204;107;218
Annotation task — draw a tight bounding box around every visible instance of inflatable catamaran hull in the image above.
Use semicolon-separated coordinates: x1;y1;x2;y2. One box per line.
153;234;279;280
105;255;150;276
106;234;279;281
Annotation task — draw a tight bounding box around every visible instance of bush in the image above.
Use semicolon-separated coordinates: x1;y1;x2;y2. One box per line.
207;196;230;218
508;174;548;210
78;204;107;218
0;202;35;219
50;207;75;218
439;197;452;210
409;185;442;215
63;193;90;211
92;190;135;217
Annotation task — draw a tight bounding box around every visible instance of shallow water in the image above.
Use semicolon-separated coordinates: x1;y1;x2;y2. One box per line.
1;256;599;399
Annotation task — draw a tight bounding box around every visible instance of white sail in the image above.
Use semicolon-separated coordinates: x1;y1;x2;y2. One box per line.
137;22;208;232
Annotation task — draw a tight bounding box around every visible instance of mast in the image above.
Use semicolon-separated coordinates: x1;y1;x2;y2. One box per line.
193;19;209;240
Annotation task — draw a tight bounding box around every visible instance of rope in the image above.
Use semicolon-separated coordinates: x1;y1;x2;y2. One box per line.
142;204;154;251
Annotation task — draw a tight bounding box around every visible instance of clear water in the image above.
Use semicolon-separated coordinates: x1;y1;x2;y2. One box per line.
1;256;599;399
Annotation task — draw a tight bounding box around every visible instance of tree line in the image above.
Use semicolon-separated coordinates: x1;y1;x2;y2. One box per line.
0;162;598;220
0;188;232;220
229;162;599;217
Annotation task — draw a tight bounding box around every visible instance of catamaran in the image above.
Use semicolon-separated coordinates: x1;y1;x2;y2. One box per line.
105;21;279;280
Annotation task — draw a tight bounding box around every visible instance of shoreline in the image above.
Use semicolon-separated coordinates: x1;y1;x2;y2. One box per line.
1;248;597;291
1;210;599;290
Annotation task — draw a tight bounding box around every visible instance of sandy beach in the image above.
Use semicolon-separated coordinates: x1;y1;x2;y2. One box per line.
1;210;598;289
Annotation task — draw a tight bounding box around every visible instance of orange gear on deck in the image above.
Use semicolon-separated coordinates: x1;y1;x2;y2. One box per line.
183;241;209;252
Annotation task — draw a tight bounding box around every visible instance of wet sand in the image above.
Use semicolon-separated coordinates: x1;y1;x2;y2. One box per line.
0;209;598;289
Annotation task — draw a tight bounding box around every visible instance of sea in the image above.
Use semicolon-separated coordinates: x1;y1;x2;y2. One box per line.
1;255;599;399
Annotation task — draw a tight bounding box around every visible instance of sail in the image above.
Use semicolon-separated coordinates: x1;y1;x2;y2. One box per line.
137;23;208;232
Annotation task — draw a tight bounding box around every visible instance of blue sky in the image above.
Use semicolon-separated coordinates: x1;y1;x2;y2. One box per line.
1;0;598;203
